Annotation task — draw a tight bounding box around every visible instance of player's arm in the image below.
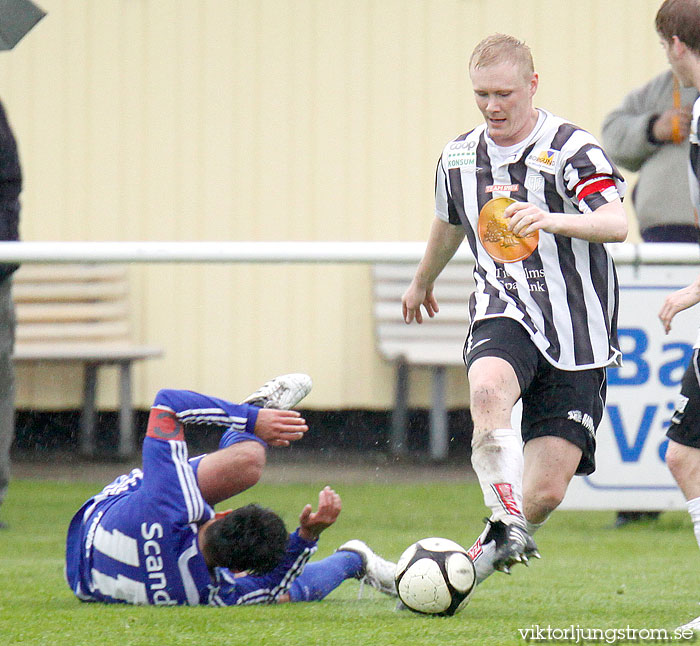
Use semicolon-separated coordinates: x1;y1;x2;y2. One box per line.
150;388;260;434
297;485;342;541
402;217;465;324
147;388;306;447
659;274;700;334
506;138;628;244
214;529;318;606
505;197;628;244
141;395;213;525
403;153;466;324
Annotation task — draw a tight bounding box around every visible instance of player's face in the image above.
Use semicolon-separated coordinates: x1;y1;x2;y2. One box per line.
470;61;539;147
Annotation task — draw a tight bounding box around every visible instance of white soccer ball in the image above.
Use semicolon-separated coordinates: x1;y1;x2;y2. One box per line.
394;537;476;616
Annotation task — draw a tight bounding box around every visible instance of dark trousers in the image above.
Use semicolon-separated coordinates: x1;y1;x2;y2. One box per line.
641;224;699;243
0;278;15;508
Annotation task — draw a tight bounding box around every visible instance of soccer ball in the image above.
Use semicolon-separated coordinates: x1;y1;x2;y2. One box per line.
394;537;476;616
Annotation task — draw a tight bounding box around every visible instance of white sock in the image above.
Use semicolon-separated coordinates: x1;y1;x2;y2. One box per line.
467;521;498;584
525;517;547;535
471;428;524;523
687;497;700;551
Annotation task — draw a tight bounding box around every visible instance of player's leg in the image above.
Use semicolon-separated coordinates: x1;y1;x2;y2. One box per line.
666;440;700;545
468;355;524;520
522;435;581;523
520;362;605;526
280;541;397;603
241;373;312;410
193;437;266;506
467;440;580;585
189;374;313;506
469;363;600;582
465;319;540;574
666;440;700;501
522;361;604;514
666;349;700;551
665;350;700;631
467;324;528;526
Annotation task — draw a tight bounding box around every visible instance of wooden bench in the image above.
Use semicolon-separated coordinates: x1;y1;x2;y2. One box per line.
372;263;474;460
12;264;163;458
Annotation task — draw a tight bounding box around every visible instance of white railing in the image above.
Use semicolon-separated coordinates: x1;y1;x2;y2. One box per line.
0;241;697;264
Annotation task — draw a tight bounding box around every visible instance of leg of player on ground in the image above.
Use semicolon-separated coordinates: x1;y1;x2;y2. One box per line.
278;551;365;603
277;541;397;603
195;440;267;506
191;406;309;506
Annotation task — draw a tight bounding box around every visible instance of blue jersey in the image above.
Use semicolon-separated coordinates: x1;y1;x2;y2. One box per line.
65;389;317;606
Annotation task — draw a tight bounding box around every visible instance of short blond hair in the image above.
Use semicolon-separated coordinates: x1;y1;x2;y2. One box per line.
469;34;535;81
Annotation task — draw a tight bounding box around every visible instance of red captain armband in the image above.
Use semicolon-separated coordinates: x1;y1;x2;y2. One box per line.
575;174;617;202
146;406;185;441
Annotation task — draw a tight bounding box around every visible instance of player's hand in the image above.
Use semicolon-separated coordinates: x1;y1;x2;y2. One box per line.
298;486;342;541
254;408;308;447
402;281;439;324
659;281;700;334
504;201;553;237
653;105;693;143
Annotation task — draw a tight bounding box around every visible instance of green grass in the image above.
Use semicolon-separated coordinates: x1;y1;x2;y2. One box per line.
1;477;699;646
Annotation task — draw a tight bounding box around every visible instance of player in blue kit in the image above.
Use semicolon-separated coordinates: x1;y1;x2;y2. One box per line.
65;375;397;606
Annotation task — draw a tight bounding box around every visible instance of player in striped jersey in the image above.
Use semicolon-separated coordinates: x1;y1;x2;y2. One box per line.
402;34;628;582
654;0;700;632
65;376;397;606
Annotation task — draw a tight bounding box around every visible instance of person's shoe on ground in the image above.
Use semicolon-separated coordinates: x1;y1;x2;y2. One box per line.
612;511;661;528
679;614;700;632
337;539;397;597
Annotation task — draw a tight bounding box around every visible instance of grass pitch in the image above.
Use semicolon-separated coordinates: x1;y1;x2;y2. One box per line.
1;476;698;646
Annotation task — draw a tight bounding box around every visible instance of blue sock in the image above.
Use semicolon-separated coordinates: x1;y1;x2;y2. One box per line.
288;551;364;602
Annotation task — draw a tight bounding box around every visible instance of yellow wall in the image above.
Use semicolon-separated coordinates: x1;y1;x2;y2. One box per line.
2;0;667;410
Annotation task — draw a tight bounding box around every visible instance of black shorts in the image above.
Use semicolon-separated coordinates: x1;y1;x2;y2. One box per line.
667;349;700;448
464;318;607;475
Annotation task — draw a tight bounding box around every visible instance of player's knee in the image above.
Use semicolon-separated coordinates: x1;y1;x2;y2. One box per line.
665;440;688;480
469;382;512;424
526;481;566;518
238;442;267;488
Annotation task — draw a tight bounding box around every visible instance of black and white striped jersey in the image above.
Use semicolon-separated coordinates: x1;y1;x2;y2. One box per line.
689;96;700;215
435;108;627;370
688;97;700;351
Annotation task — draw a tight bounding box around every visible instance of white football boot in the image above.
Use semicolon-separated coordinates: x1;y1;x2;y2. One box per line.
337;539;398;597
241;373;312;410
679;614;700;631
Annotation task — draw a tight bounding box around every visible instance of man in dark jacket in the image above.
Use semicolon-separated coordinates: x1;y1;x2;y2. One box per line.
0;100;22;530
